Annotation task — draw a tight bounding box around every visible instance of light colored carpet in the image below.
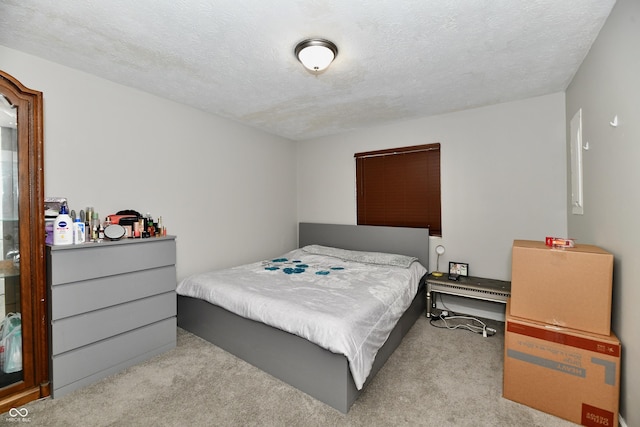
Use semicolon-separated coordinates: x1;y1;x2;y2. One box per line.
12;318;574;426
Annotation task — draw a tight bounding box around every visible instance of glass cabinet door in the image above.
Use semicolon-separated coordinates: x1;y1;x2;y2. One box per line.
0;89;23;388
0;70;48;412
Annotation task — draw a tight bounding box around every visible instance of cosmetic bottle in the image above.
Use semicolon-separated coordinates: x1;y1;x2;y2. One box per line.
91;212;100;241
83;208;90;236
73;217;86;244
53;203;73;245
157;216;164;237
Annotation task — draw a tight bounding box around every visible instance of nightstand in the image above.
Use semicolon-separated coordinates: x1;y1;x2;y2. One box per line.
426;274;511;317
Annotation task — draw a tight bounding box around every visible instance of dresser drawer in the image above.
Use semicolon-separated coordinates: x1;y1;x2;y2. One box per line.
51;318;176;397
51;265;176;320
51;292;176;355
48;237;176;284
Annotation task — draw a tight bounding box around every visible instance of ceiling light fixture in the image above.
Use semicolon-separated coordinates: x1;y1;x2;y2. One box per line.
295;38;338;74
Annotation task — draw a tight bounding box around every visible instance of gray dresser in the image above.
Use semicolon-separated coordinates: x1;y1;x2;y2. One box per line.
46;236;177;398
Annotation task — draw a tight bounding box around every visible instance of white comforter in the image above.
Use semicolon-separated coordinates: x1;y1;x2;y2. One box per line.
176;245;427;389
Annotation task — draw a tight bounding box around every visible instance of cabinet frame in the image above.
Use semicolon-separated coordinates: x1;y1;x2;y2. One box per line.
0;71;49;412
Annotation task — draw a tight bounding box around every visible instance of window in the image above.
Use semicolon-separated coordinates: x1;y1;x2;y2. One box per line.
355;143;441;236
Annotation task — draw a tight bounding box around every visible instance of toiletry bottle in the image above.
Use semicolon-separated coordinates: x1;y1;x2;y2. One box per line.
73;217;85;244
84;207;92;237
146;213;155;236
53;203;73;245
91;212;100;241
157;216;163;236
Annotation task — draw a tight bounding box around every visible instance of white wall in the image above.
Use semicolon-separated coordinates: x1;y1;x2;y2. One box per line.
565;0;639;424
1;45;298;280
297;93;568;282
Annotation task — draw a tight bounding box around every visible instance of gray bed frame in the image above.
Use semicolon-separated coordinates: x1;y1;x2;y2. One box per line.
177;223;429;413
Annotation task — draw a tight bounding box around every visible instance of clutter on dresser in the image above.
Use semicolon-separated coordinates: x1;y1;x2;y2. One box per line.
46;199;167;245
106;210;166;239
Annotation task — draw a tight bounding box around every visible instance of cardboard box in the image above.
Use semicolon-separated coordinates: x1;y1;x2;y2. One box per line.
511;240;613;335
503;302;620;426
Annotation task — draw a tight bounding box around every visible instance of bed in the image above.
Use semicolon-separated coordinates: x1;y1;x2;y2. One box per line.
176;222;429;413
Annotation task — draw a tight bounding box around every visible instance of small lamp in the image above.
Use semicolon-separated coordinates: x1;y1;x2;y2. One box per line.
432;245;445;277
295;39;338;74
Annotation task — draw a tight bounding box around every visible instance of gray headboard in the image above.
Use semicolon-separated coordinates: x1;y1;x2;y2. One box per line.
298;223;429;269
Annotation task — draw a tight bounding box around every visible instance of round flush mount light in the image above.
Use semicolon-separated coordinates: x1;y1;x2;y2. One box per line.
295;38;338;74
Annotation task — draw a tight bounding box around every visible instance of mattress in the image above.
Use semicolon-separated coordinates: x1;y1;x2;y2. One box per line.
176;245;427;389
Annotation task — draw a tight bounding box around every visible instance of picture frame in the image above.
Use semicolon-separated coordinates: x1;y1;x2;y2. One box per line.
449;262;469;277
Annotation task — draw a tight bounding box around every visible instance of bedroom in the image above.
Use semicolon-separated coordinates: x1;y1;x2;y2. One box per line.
0;0;637;425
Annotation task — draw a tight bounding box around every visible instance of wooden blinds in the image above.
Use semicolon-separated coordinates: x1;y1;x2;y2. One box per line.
355;143;441;236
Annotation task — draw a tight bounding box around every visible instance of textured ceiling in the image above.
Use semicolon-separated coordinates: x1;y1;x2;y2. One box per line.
0;1;615;141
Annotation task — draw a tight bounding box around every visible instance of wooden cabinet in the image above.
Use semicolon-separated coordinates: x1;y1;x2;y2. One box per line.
0;71;48;413
47;236;177;397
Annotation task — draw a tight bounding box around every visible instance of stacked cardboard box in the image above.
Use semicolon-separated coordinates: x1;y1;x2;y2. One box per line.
510;240;614;335
503;240;620;426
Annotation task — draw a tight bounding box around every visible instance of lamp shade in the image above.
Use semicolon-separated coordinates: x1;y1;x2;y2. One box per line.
295;39;338;73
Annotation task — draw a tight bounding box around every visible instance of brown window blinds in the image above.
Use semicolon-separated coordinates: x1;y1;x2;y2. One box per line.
355;143;441;236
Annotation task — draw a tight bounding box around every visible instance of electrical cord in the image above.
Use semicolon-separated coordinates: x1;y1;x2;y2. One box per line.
429;295;496;337
429;312;496;337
